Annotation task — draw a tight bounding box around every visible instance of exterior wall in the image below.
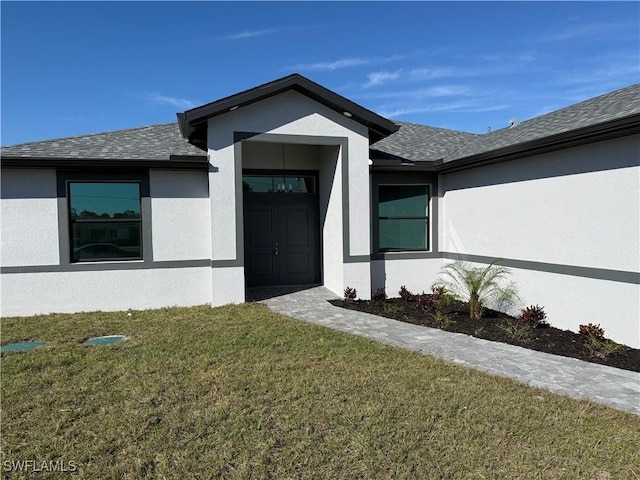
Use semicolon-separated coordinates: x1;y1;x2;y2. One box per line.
206;90;371;303
439;135;640;346
1;169;60;267
1;267;211;316
150;169;211;261
1;168;213;317
371;258;443;296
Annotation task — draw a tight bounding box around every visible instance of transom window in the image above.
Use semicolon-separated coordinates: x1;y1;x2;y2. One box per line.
243;175;316;193
68;182;142;262
378;185;429;251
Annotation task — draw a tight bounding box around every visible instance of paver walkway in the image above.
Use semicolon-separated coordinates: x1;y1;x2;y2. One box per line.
249;285;640;415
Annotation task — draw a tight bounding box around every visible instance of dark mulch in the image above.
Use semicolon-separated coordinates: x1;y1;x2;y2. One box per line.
328;297;640;373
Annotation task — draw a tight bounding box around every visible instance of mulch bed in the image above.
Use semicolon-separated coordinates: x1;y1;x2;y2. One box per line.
328;297;640;373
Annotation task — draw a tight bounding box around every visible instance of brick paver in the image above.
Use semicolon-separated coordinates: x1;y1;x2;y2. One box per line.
249;285;640;415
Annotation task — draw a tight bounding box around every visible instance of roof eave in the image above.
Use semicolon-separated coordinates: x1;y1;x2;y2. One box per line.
435;113;640;174
178;74;398;148
0;155;209;169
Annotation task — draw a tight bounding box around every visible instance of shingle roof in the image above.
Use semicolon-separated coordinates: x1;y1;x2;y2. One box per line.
371;121;480;162
0;122;204;160
445;83;640;162
2;83;637;168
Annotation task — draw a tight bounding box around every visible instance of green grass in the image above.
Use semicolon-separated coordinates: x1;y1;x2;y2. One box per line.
2;304;639;479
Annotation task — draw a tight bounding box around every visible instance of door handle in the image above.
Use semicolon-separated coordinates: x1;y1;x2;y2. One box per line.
274;243;279;256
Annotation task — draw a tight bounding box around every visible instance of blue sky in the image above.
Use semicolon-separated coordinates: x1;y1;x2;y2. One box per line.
1;1;638;145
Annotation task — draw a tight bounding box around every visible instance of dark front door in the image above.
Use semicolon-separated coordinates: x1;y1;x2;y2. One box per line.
244;189;320;287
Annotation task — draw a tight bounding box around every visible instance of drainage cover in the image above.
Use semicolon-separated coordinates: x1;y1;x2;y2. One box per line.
1;341;46;352
83;335;126;346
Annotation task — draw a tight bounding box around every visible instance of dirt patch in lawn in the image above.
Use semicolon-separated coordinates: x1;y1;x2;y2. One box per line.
329;297;640;373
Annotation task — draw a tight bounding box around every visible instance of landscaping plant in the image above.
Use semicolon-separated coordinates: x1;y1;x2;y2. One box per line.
433;260;520;320
343;286;357;302
371;288;387;302
398;285;415;302
579;323;605;339
520;305;550;328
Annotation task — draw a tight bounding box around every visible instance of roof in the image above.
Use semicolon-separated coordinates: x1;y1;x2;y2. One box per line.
2;80;638;172
177;73;399;150
0;123;207;168
444;83;640;164
371;121;480;162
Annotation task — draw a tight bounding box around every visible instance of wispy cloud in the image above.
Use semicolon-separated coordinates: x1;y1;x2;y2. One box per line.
537;21;634;43
364;67;456;87
223;29;275;40
289;52;420;72
139;92;197;109
365;70;401;87
222;24;329;41
378;100;510;118
358;84;472;100
293;57;371;71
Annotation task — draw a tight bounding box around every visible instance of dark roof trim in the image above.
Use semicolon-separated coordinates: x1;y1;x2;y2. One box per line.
434;113;640;173
178;73;399;149
1;155;209;170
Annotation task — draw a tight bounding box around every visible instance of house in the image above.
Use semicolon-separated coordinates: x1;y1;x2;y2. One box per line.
1;74;638;347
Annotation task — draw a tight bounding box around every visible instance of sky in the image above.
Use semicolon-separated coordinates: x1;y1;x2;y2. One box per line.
1;1;638;146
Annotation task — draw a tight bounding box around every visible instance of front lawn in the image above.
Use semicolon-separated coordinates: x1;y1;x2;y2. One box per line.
2;304;639;479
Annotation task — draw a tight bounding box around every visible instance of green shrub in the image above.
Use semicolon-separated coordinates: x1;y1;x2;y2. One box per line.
498;321;534;344
433;260;520;320
584;336;624;359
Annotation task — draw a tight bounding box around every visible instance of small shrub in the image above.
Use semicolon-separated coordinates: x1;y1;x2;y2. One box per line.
431;286;447;301
382;303;403;315
433;260;519;320
399;285;416;302
372;288;387;302
520;305;550;328
498;321;534;344
416;293;436;311
433;311;455;328
584;336;624;359
579;323;605;339
343;287;357;302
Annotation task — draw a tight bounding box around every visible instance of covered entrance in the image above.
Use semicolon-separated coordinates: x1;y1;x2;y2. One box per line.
243;171;321;287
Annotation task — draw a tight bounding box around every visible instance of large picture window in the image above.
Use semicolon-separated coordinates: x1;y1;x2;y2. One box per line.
68;182;142;262
378;185;429;251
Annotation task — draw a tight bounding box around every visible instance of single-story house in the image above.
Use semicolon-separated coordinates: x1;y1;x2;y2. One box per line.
1;74;639;347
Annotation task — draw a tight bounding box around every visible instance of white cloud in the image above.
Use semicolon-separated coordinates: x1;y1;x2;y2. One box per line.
537;21;634;43
289;52;420;73
140;92;197;109
293;58;370;71
365;70;401;87
223;29;274;40
378;100;510;118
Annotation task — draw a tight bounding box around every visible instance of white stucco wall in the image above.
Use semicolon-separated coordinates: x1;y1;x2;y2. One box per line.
1;267;211;317
1;168;214;317
371;258;444;297
1;169;60;267
206;90;371;302
150;170;211;262
440;136;640;270
439;135;640;346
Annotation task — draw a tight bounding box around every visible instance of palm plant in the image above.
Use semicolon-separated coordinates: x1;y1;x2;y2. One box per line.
433;260;520;320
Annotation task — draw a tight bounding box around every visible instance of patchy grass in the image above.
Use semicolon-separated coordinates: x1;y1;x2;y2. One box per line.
2;304;639;479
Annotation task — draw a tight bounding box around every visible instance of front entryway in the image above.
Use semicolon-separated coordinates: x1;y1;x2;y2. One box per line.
243;172;320;287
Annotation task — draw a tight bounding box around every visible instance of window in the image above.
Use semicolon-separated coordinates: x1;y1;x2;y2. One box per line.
68;182;142;262
378;185;429;251
242;175;316;193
